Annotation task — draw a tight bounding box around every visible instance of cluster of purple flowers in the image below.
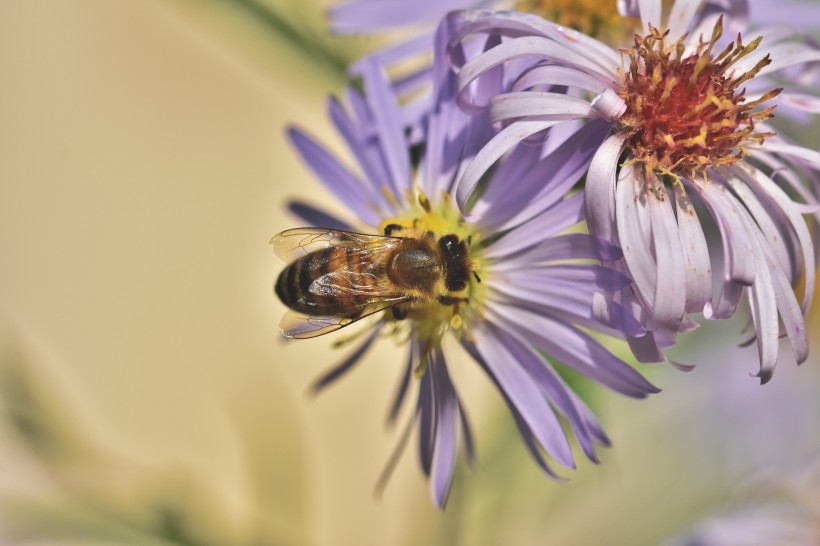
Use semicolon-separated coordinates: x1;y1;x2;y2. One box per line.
275;0;820;507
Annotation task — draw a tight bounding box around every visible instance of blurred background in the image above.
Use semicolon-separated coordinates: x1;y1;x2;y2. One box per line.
0;1;818;545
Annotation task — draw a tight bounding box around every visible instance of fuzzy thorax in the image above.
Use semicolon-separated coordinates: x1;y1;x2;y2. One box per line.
378;191;485;349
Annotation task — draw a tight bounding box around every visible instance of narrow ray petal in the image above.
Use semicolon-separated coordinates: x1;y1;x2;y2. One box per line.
473;320;575;469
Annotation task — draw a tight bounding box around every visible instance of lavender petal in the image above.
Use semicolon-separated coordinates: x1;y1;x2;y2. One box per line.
287;127;381;226
485;301;659;398
429;348;459;508
310;324;383;394
672;183;712;313
287;200;352;231
472;320;575;469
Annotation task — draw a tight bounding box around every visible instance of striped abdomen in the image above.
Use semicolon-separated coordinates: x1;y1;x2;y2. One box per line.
275;246;383;317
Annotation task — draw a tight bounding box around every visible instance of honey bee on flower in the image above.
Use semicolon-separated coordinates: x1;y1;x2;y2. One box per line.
273;19;658;507
272;221;477;339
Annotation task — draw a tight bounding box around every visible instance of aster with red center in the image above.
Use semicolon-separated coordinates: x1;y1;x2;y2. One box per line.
618;20;779;179
452;0;820;380
333;0;742;150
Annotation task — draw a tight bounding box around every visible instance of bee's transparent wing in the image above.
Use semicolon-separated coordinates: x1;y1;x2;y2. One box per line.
271;228;397;262
279;297;409;339
278;311;349;339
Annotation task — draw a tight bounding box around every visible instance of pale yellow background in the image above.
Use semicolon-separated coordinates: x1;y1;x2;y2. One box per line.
1;2;819;545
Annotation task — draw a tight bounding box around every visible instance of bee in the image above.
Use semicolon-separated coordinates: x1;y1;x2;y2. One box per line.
271;225;476;338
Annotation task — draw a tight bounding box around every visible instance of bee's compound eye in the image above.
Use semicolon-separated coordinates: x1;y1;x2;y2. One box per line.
439;234;470;292
438;234;461;255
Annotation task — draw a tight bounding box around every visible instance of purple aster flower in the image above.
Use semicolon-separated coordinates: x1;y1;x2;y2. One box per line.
274;19;658;507
449;2;820;381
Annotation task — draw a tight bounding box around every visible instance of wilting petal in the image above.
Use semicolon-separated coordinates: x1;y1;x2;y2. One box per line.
751;141;820;172
615;165;657;309
593;291;648;338
585;134;626;241
672;183;712;313
645;174;687;332
512;64;609;94
745;235;780;384
695;180;757;285
748;149;820;211
755;236;810;366
490;92;594;123
721;171;800;282
627;330;667;363
456;36;616;112
729;164;816;314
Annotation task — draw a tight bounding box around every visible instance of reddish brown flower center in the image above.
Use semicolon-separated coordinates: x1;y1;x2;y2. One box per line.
617;17;781;179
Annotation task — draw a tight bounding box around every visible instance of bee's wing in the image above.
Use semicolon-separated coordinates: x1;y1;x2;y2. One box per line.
279;297;409;339
271;228;396;262
274;228;409;338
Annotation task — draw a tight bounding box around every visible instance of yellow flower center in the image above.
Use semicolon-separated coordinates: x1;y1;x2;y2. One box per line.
618;17;781;181
378;191;485;353
515;0;636;44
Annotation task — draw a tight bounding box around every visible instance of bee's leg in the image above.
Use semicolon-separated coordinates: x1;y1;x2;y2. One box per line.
436;295;468;307
437;295;469;330
384;224;403;237
391;305;407;321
